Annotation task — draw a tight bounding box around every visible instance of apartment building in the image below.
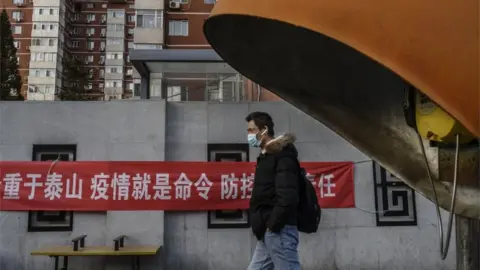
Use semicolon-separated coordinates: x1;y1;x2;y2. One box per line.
3;0;279;101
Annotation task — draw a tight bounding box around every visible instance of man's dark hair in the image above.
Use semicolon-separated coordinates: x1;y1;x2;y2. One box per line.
245;111;275;137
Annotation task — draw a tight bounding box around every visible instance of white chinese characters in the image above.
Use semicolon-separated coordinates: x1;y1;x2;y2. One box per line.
0;170;333;202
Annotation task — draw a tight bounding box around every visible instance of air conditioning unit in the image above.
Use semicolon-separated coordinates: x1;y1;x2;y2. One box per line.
100;19;106;24
101;33;105;37
169;1;180;9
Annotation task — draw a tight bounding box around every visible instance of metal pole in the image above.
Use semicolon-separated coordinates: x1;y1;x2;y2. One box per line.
456;216;480;270
454;146;479;270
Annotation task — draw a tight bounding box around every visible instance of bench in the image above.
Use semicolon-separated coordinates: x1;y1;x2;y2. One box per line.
31;235;161;270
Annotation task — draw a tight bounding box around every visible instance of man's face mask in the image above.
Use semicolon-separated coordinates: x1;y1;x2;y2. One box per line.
248;129;267;148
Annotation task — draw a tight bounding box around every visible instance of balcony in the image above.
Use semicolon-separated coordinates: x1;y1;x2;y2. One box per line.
31;29;59;38
29;60;57;69
33;13;60;22
104;72;124;80
134;0;164;10
134;28;164;45
28;76;56;85
104;87;123;96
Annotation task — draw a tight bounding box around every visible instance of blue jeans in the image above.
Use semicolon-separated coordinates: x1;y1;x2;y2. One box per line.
247;225;301;270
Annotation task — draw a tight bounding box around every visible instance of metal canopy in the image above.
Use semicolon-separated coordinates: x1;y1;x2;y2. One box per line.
129;49;237;77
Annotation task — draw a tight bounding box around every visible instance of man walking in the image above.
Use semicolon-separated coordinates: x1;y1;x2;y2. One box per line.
246;111;301;270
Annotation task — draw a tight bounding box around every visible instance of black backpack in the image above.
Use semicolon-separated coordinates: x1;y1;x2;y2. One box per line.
296;166;322;233
274;155;322;234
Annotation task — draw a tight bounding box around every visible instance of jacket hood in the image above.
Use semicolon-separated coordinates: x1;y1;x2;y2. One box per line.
264;133;297;156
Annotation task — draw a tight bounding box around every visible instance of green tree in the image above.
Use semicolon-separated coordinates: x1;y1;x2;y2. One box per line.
58;55;95;101
0;9;23;101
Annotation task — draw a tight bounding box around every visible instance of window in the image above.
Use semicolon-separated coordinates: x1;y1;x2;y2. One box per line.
13;41;20;49
13;25;22;34
172;0;189;3
28;85;38;93
127;83;134;90
73;27;81;34
86;28;95;35
107;24;124;31
99;69;104;78
71;41;79;48
86;3;94;8
126;68;133;75
100;42;106;50
86;14;95;21
107;38;122;45
127;42;133;49
87;55;94;63
30;69;56;77
12;11;22;20
28;145;76;232
128;28;134;35
105;80;122;88
128;15;135;23
101;4;107;8
136;10;163;28
206;143;250;229
204;0;216;3
108;10;124;18
106;66;121;73
168;20;188;36
49;8;54;15
48;39;56;46
31;52;56;62
101;28;106;36
106;53;122;60
166;86;188;101
100;14;106;22
87;41;95;50
13;0;24;5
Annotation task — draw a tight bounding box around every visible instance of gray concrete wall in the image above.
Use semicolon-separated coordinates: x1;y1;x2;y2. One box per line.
0;101;456;270
0;101;166;270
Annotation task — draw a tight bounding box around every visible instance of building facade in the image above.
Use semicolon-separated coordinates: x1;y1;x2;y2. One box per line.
2;0;280;101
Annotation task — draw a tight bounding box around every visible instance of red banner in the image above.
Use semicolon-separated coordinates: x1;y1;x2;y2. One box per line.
0;161;354;211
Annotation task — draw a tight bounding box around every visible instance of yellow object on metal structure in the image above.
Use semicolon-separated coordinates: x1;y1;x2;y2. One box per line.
415;92;475;145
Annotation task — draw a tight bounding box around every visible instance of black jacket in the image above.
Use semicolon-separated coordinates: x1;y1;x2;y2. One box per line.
249;133;300;240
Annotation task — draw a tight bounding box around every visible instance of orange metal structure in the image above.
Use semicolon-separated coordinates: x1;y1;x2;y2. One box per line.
204;0;479;220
